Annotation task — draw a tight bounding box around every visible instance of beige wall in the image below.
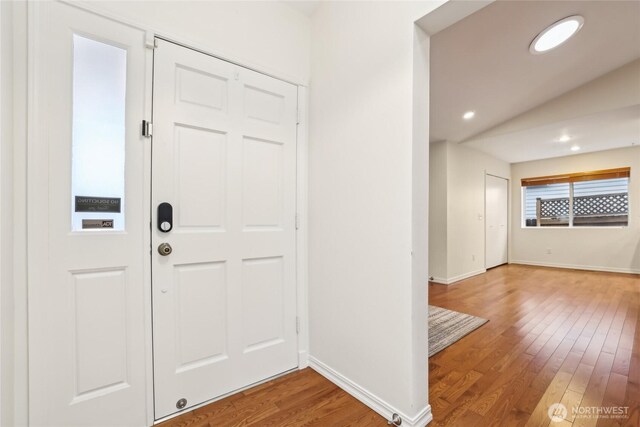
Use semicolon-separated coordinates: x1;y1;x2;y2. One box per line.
429;141;447;280
429;141;510;283
511;146;640;273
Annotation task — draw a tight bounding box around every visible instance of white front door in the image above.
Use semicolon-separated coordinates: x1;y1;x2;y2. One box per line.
28;2;150;426
151;39;299;419
485;175;509;269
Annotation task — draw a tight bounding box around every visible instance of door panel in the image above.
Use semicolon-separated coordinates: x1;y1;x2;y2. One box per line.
486;175;509;269
242;137;284;228
152;39;298;419
242;256;285;350
72;268;129;402
175;125;227;228
29;2;148;426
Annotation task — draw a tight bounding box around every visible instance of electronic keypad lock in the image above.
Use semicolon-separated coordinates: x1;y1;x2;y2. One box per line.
157;202;173;232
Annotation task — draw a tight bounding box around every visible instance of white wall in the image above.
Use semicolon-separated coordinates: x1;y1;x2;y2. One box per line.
511;146;640;273
308;1;442;424
429;141;510;283
448;142;510;279
429;141;447;280
4;2;311;425
0;2;14;425
82;1;311;84
411;25;431;425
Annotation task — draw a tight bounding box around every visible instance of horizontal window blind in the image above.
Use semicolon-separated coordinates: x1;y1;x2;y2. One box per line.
521;167;630;187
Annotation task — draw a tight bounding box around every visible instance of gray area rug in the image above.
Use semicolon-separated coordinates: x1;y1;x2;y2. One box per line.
429;305;488;357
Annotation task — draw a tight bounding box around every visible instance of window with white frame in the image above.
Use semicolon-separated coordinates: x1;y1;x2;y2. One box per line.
522;168;630;227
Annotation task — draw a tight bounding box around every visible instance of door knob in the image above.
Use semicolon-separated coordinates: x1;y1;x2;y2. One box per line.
158;242;172;256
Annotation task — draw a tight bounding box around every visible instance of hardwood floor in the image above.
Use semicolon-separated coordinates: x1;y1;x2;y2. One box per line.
157;368;388;427
429;264;639;427
159;264;639;427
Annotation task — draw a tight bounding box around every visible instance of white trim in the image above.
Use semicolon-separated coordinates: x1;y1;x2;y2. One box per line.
430;268;487;285
298;350;309;369
0;2;13;426
409;405;435;427
308;356;433;427
26;2;43;425
10;1;29;424
510;261;640;275
141;29;155;427
295;86;309;371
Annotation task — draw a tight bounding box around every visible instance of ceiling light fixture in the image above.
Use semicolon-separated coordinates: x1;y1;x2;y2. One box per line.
530;15;584;54
570;145;581;152
558;135;571;143
463;111;475;120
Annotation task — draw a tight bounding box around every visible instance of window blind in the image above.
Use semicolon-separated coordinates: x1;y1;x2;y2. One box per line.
521;167;630;187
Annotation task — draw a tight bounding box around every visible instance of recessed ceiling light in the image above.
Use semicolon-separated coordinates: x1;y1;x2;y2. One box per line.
530;15;584;54
463;111;475;120
558;135;571;143
570;145;581;152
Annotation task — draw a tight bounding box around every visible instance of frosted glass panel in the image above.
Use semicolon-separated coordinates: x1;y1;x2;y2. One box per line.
71;35;126;231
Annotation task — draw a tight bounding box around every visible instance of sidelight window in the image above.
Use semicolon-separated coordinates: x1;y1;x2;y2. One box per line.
71;35;127;231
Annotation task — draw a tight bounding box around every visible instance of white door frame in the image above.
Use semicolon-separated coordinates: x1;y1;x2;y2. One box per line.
484;173;510;269
24;2;308;425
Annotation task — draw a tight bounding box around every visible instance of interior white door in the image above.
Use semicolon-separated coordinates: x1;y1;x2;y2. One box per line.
152;39;299;419
28;2;149;426
485;175;509;269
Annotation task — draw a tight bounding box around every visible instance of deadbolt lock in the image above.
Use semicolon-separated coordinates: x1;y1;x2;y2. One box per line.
158;243;172;256
176;398;187;409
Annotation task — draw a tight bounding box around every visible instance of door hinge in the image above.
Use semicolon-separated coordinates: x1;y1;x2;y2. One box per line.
296;316;300;334
295;213;300;230
142;120;153;138
145;32;157;50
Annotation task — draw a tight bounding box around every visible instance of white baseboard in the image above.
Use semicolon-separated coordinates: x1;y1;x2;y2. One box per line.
298;350;309;369
308;356;433;427
510;260;640;275
430;268;486;285
408;405;434;427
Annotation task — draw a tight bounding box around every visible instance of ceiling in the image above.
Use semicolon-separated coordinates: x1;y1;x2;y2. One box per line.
430;0;640;162
464;105;640;163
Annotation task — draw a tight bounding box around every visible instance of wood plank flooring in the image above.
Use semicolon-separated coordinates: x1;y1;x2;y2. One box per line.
157;368;388;427
429;264;639;427
159;264;639;427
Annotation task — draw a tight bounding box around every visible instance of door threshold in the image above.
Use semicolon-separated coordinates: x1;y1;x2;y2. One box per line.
153;367;299;424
